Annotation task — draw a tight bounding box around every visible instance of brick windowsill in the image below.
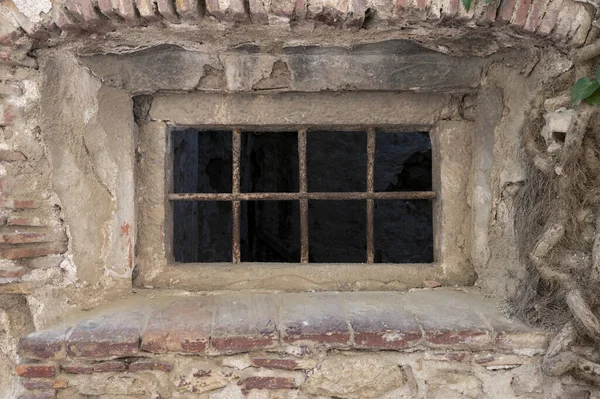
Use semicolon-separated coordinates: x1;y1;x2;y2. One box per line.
18;289;548;362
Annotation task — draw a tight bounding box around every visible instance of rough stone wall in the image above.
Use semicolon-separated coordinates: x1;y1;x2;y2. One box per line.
14;350;600;399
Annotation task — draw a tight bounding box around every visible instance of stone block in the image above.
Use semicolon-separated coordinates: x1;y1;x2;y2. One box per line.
536;0;563;35
346;292;422;349
175;0;202;21
141;297;213;354
205;0;247;21
66;310;148;358
136;0;161;21
15;363;58;378
212;293;278;354
523;0;550;32
280;293;350;347
19;327;70;360
304;354;405;399
242;376;297;390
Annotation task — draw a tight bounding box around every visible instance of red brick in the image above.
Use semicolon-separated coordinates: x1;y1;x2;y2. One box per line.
7;216;46;227
17;391;55;399
62;364;93;374
212;294;279;354
129;360;173;372
0;198;40;209
496;0;517;24
510;0;532;27
115;0;140;24
280;293;350;347
242;376;296;390
0;266;28;278
21;379;68;390
251;358;301;370
16;364;58;378
156;0;180;23
0;245;63;260
347;293;422;350
67;309;149;358
19;328;70;360
523;0;550;32
142;297;213;354
92;361;127;372
0;149;26;161
536;0;563;35
0;232;49;244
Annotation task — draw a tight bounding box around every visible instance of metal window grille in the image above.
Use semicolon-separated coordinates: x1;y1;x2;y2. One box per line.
169;128;437;264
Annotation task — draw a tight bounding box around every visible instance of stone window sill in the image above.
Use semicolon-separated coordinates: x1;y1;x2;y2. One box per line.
19;289;548;363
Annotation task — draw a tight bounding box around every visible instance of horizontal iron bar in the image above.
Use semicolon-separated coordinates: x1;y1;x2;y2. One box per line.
169;191;437;201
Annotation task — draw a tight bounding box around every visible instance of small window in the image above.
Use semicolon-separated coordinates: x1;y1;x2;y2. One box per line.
170;128;434;264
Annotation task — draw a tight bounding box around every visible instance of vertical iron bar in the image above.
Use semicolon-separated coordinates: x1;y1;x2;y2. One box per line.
232;129;241;263
298;130;309;263
366;128;376;264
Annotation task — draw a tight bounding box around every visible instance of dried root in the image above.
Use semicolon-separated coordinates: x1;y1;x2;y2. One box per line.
518;41;600;382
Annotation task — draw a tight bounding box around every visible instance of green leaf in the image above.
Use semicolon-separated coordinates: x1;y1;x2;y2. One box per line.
585;88;600;105
596;64;600;83
571;77;600;105
462;0;473;11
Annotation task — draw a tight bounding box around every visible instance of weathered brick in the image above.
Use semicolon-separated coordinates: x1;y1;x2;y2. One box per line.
0;265;28;278
115;0;140;24
19;328;70;360
510;0;532;28
205;0;247;21
552;1;575;39
97;0;120;19
0;197;40;209
0;82;23;97
92;361;127;372
523;0;550;32
212;293;278;354
16;364;58;378
0;232;50;244
0;245;64;260
142;297;213;354
0;149;26;161
17;391;55;399
21;379;68;390
347;293;422;350
401;291;492;349
280;293;350;347
136;0;161;22
7;216;46;227
67;310;149;358
64;0;110;31
495;0;517;24
248;0;268;23
242;376;296;390
156;0;180;23
536;0;563;35
61;364;93;374
175;0;202;21
251;358;302;370
129;360;173;372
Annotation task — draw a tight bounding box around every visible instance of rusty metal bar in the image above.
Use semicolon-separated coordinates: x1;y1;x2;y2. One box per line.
298;130;309;263
366;128;375;264
232;129;241;263
169;191;436;201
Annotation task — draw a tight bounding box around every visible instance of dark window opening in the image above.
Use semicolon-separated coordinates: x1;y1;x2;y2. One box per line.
171;129;434;264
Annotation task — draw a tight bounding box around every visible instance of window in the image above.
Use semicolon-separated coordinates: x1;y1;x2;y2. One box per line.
136;91;473;291
169;128;435;265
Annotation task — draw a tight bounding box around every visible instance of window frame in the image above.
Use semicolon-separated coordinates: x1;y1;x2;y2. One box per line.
134;92;475;291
